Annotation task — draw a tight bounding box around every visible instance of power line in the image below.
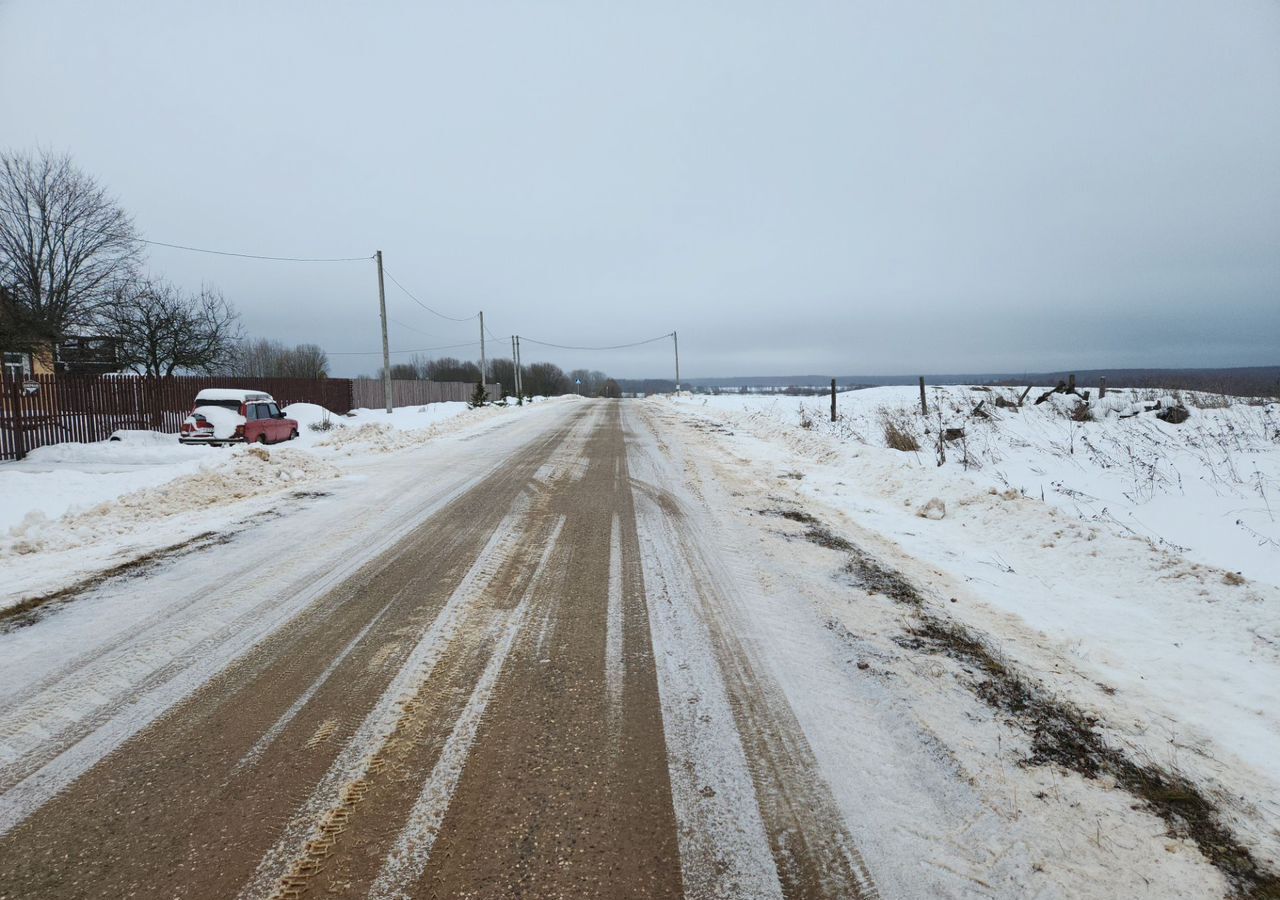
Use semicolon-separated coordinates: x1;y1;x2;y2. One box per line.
381;267;478;323
388;317;437;337
328;340;481;356
518;331;675;351
139;238;370;262
0;202;371;262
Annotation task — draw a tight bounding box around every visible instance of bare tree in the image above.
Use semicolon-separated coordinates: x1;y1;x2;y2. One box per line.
288;343;329;379
525;362;570;396
489;357;516;397
101;279;242;376
424;356;481;382
0;150;140;347
234;338;330;378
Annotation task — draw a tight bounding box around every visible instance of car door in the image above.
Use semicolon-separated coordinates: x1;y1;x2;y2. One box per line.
242;402;261;442
258;403;278;442
265;402;284;441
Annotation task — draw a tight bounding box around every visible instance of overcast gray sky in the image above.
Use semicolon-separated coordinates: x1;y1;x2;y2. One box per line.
3;0;1278;379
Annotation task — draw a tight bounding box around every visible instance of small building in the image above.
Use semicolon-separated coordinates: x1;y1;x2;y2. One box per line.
2;336;118;380
56;335;119;375
2;346;54;380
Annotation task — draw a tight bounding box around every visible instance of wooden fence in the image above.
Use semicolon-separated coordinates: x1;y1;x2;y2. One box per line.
0;374;494;460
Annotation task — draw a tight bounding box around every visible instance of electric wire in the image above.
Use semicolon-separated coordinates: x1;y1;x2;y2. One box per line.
516;331;674;351
2;202;677;363
388;317;438;337
0;203;370;262
381;267;479;322
328;340;481;356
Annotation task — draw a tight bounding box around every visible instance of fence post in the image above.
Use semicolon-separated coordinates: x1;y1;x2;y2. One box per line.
1099;376;1107;398
9;378;27;460
830;378;837;422
919;376;928;415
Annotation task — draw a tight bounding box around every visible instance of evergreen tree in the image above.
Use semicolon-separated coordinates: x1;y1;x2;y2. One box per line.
468;379;488;409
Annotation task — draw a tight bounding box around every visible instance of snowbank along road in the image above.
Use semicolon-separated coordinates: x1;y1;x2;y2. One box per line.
0;399;1273;898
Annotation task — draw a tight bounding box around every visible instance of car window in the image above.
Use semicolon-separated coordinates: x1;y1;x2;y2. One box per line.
198;399;241;412
245;404;259;421
267;403;281;418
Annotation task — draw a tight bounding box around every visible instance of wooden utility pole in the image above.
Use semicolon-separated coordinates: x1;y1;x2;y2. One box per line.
511;335;519;399
919;376;928;415
1099;376;1107;398
514;335;523;397
831;378;837;422
673;331;681;392
375;250;392;414
479;311;488;399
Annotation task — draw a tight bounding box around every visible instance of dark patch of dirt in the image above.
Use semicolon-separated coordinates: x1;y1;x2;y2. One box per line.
841;547;924;607
905;616;1279;897
765;506;1280;898
0;531;231;632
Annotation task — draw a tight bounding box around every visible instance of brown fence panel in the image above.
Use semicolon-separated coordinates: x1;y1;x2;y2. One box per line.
350;379;500;408
0;374;507;460
0;374;361;460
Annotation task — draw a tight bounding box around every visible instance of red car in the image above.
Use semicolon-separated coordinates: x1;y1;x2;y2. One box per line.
179;389;299;445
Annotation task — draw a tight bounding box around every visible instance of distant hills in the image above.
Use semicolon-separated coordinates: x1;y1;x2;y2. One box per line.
618;366;1280;398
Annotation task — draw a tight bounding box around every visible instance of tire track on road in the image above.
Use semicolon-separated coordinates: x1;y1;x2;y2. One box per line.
400;401;685;899
627;403;880;900
0;407;590;899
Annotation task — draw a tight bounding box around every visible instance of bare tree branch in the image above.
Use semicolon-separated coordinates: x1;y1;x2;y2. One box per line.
100;279;242;377
0;149;141;344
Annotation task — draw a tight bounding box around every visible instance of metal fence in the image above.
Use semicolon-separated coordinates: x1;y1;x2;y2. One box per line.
0;374;495;460
350;378;500;409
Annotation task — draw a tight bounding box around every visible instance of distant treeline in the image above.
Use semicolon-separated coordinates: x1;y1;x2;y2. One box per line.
983;367;1280;399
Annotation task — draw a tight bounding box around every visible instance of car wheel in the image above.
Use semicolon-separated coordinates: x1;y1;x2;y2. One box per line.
257;433;267;445
290;429;299;440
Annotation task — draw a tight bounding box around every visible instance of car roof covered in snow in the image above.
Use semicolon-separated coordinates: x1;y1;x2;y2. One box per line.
194;388;274;402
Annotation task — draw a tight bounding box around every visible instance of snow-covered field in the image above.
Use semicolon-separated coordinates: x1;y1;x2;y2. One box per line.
660;387;1280;870
0;398;564;610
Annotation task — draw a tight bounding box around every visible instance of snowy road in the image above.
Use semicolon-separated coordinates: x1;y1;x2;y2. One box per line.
0;400;1261;898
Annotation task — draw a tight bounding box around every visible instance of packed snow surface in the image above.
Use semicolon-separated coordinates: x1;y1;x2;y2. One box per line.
683;386;1280;583
662;386;1280;865
0;399;543;608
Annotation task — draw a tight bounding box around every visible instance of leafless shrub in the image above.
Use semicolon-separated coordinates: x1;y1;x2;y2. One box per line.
878;408;920;451
1068;401;1094;422
1186;392;1233;410
308;412;341;432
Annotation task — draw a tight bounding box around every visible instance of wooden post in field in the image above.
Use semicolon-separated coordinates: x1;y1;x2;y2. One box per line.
1068;373;1076;393
1099;376;1107;398
919;376;928;415
830;378;837;422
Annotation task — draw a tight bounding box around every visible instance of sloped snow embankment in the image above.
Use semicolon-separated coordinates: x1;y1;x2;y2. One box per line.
659;388;1280;873
285;397;567;456
0;400;514;611
2;447;339;558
